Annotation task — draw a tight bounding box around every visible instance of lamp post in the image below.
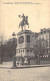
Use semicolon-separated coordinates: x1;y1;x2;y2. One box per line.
12;32;17;68
1;43;3;64
0;35;3;64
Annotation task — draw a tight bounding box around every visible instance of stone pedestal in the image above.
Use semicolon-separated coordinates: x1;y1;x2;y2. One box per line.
16;30;35;59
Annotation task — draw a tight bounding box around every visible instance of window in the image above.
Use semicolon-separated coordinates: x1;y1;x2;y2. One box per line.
23;49;24;52
27;49;29;52
27;35;30;42
30;49;32;52
21;50;22;53
46;34;49;40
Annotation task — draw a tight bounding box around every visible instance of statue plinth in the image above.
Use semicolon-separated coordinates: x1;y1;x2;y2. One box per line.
16;30;35;58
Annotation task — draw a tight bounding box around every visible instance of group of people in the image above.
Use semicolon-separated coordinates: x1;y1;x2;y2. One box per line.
16;58;30;66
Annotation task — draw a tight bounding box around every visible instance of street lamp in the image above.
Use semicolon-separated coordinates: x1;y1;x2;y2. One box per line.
12;32;17;68
0;35;3;64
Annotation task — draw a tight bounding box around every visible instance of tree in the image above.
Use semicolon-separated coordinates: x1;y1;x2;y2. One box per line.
3;38;17;61
0;35;17;62
33;39;44;64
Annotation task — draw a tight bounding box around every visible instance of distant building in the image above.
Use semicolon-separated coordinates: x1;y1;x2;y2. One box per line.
16;28;50;59
38;28;50;57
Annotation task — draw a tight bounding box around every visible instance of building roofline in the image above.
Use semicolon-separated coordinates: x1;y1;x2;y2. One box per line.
38;28;50;35
17;30;33;36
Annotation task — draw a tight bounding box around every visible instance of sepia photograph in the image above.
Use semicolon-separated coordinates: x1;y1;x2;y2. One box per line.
0;0;50;81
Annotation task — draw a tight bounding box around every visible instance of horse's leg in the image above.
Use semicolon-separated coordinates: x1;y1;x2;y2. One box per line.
21;26;23;31
24;25;26;30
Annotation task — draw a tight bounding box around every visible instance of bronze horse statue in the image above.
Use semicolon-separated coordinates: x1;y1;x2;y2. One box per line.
19;14;29;31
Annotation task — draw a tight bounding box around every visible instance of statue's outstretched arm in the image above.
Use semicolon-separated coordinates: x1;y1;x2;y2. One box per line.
18;15;22;18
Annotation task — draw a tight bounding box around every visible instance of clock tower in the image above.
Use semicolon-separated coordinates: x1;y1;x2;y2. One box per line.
16;30;35;59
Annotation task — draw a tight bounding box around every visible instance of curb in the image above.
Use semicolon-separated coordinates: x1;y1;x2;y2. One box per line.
0;64;50;69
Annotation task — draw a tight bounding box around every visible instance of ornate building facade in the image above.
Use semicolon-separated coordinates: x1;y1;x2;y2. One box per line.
16;28;50;60
38;28;50;57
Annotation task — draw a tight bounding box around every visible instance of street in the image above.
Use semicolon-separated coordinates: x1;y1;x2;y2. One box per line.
0;66;50;81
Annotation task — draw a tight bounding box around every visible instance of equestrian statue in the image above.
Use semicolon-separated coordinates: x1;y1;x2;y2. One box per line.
18;14;29;31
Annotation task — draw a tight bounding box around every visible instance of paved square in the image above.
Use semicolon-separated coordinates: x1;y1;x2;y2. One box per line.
0;66;50;81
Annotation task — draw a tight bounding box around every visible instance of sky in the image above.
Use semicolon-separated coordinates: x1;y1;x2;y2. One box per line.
0;0;50;40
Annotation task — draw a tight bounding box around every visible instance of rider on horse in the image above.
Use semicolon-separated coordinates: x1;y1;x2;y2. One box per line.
18;14;29;31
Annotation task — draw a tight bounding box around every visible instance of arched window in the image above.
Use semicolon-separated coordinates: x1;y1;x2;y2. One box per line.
27;35;30;42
